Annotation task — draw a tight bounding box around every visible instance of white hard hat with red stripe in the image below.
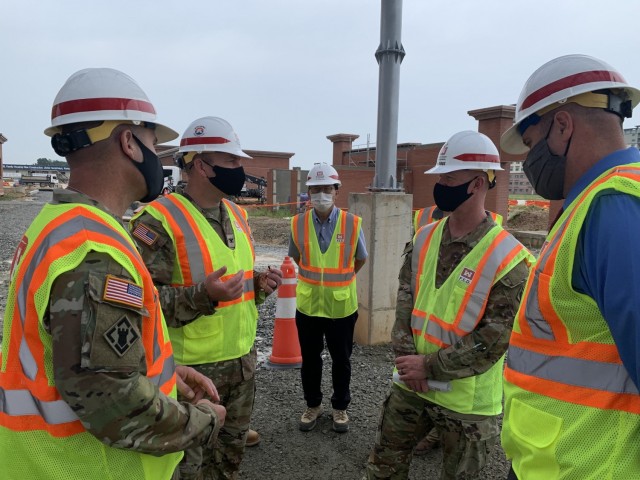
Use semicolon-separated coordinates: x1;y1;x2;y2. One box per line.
306;162;341;186
501;54;640;154
44;68;178;144
425;131;503;175
177;116;252;162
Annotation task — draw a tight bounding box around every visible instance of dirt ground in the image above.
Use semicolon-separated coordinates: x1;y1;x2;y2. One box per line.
248;207;550;246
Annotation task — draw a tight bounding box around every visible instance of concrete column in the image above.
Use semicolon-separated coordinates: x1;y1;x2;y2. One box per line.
349;191;412;345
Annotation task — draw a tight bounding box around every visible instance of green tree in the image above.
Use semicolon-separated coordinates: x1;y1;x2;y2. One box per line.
36;158;68;167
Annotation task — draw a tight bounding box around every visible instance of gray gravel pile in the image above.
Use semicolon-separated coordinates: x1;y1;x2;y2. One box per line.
0;192;510;479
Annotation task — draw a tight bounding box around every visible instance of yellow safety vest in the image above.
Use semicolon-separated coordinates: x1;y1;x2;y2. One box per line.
400;218;533;415
291;209;361;318
0;203;180;479
503;165;640;480
136;194;257;365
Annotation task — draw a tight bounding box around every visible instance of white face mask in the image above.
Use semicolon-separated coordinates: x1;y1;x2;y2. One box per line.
310;192;334;212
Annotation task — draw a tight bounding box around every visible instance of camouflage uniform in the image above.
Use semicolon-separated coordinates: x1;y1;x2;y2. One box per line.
130;188;265;480
366;216;529;480
45;191;221;459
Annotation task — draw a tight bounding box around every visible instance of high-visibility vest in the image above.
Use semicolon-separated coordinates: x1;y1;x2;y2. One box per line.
502;165;640;480
136;194;257;365
0;203;180;480
413;206;503;231
413;206;443;231
291;209;362;318
400;218;533;415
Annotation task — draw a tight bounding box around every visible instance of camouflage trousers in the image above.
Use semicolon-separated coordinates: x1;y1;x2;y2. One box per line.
366;384;499;480
177;356;256;480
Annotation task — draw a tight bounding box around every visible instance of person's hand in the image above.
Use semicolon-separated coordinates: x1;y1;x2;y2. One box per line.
258;266;283;295
204;266;244;302
396;355;430;393
196;399;227;427
176;365;219;403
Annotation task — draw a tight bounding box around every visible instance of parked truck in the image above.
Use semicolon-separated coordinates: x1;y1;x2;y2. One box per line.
19;173;59;189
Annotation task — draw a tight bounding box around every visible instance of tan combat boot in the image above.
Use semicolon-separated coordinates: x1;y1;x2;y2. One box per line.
299;406;323;432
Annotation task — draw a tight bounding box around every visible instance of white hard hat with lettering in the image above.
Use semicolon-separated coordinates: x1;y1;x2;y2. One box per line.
177;116;252;164
306;163;341;186
44;67;178;144
425;131;503;175
501;54;640;154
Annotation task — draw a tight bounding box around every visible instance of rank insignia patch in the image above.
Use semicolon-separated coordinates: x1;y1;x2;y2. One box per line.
132;223;159;246
103;275;144;308
104;316;140;357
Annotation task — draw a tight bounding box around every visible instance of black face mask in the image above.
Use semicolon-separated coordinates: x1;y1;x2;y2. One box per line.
433;177;476;212
132;135;164;203
208;165;246;196
522;121;570;200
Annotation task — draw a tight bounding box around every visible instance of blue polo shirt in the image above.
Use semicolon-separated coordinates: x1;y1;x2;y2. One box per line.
568;147;640;388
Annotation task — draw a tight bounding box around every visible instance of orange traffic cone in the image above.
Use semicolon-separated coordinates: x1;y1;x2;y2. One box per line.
266;256;302;369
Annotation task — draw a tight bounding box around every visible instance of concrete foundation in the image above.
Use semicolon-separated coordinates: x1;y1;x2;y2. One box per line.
349;192;412;345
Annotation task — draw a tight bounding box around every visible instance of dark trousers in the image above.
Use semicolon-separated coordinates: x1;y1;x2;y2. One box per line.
506;467;518;480
295;309;358;410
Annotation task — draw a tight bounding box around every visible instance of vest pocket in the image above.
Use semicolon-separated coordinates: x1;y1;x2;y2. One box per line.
332;290;351;302
508;398;562;479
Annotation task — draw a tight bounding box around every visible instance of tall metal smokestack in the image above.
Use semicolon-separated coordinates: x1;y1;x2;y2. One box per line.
372;0;405;191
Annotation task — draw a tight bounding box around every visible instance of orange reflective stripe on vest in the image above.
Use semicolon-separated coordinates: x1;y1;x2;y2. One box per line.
411;222;525;347
506;165;640;415
292;210;358;287
0;205;175;437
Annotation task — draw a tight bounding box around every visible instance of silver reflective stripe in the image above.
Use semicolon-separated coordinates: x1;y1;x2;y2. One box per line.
410;222;438;297
508;345;639;395
0;388;79;424
524;215;568;341
149;355;176;388
455;233;523;333
295;210;356;283
297;266;353;283
17;216;140;380
411;313;462;345
340;213;357;269
156;196;206;283
295;211;311;267
224;200;250;234
244;278;254;293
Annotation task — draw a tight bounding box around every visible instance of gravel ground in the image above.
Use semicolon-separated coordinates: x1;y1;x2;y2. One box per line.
0;191;511;479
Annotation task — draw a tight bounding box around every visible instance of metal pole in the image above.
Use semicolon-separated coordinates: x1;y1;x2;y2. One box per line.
371;0;405;191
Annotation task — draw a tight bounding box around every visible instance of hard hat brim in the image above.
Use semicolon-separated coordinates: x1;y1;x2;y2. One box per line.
424;163;504;174
500;124;529;155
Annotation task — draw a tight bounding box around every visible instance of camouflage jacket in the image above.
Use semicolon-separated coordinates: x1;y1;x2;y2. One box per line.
393;216;530;382
130;190;265;378
47;190;219;455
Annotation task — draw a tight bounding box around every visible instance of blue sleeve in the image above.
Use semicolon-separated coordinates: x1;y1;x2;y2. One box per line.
573;193;640;388
355;228;368;260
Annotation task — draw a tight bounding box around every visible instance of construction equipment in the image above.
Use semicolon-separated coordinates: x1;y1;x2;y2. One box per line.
237;173;267;204
19;173;59;189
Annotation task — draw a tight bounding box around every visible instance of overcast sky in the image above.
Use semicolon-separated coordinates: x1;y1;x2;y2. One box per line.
3;1;640;170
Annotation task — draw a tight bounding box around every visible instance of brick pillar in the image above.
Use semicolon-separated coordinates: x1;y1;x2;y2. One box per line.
326;134;359;166
467;106;521;222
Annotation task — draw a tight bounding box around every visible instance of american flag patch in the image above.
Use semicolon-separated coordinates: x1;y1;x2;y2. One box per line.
132;223;158;246
103;275;144;308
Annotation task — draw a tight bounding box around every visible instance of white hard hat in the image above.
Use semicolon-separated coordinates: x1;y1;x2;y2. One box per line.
306;163;341;186
44;68;178;144
177;116;252;163
425;131;503;175
501;54;640;154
